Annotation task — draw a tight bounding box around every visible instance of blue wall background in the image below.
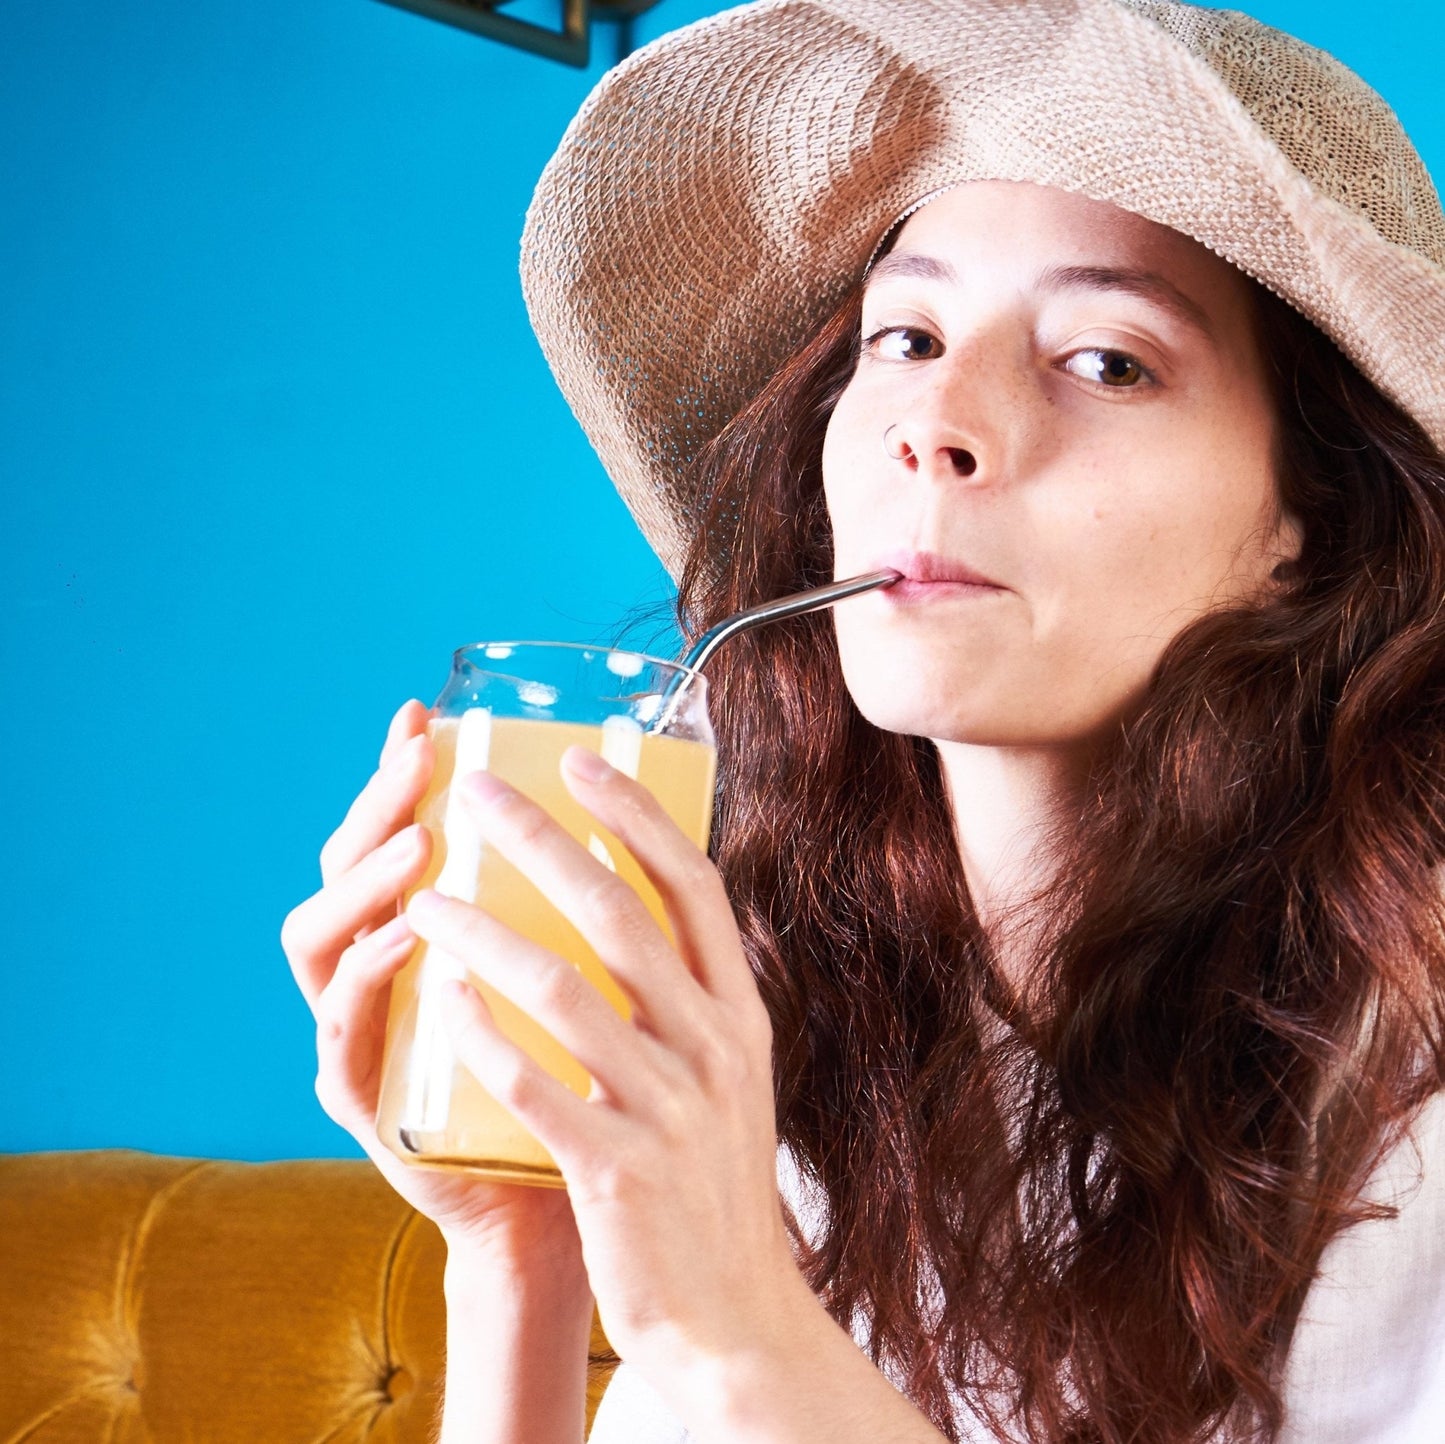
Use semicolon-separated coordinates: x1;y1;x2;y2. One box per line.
3;0;1441;1163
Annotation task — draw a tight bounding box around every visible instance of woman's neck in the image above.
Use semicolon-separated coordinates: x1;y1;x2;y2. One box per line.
933;739;1088;994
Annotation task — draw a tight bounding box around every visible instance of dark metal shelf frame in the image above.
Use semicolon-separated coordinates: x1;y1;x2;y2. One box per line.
373;0;662;67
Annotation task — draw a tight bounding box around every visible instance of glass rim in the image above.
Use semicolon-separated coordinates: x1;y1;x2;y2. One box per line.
450;639;707;688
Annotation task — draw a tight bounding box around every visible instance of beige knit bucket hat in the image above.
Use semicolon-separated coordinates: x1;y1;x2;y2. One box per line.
521;0;1445;577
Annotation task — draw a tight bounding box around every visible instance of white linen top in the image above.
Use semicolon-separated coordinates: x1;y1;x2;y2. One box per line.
588;1091;1445;1443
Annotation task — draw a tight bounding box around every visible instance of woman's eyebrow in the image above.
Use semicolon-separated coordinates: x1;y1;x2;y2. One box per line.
866;252;1215;339
1036;263;1215;338
866;251;958;285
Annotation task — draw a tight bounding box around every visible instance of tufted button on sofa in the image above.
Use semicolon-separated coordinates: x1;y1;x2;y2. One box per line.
0;1150;617;1442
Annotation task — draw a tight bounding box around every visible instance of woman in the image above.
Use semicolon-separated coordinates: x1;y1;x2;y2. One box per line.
281;0;1445;1440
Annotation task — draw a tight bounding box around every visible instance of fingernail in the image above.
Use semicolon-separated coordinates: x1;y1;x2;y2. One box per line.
406;888;443;926
459;770;511;807
385;733;426;777
384;824;424;859
440;978;488;1029
562;747;611;783
441;978;474;1007
373;912;415;949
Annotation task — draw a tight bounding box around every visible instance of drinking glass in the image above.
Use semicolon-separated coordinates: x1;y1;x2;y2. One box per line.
374;642;716;1187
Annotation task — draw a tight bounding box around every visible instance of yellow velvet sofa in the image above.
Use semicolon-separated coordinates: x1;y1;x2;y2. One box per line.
0;1150;617;1442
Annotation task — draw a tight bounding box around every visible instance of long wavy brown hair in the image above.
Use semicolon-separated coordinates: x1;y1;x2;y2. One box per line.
675;277;1445;1443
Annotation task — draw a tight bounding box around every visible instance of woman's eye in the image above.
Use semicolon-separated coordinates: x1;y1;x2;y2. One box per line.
1063;348;1149;388
865;326;943;361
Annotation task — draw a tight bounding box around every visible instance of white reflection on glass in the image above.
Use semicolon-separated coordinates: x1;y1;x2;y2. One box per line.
606;650;645;678
518;681;559;708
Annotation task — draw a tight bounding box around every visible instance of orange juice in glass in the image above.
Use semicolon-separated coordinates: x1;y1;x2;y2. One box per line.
375;642;716;1187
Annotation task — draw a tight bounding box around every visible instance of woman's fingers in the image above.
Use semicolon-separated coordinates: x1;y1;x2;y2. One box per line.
286;701;433;1009
283;822;431;1009
559;748;764;1013
405;888;663;1112
438;977;611;1163
379;698;430;771
447;769;715;1049
312;912;419;1127
319;722;433;886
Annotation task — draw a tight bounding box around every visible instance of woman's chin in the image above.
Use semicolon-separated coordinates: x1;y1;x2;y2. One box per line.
842;685;1113;756
844;688;1004;745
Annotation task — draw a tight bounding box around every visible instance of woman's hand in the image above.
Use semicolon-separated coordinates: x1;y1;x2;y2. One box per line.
404;747;817;1390
279;701;584;1280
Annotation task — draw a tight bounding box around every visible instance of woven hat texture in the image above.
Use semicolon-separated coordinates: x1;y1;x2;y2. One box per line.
522;0;1445;576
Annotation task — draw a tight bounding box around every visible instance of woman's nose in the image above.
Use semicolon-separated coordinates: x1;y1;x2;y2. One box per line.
882;354;1006;481
884;424;978;477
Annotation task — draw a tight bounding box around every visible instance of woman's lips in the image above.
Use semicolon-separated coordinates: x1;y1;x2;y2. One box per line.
884;577;1005;603
872;550;1008;602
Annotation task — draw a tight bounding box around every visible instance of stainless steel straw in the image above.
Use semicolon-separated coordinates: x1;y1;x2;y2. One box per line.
649;569;900;733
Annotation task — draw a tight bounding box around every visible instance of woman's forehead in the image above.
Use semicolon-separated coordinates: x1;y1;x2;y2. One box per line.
861;181;1265;361
878;181;1253;316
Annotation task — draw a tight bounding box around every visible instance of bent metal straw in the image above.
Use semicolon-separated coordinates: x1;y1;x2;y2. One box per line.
649;568;900;733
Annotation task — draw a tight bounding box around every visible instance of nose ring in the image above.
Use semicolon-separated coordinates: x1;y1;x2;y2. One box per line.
883;424;907;460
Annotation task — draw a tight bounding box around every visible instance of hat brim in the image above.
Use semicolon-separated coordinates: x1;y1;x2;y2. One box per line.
522;0;1445;576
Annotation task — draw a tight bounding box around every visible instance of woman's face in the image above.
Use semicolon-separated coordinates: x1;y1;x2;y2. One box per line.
823;181;1301;752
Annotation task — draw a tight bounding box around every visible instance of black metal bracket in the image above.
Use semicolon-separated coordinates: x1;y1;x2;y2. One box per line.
372;0;662;67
